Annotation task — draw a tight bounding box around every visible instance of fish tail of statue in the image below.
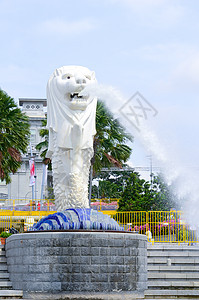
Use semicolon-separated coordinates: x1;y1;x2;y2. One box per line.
51;144;92;210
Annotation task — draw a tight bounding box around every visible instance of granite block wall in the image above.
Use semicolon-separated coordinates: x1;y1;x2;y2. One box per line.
6;232;147;293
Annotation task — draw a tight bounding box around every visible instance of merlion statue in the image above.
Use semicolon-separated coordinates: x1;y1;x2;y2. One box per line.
46;66;97;210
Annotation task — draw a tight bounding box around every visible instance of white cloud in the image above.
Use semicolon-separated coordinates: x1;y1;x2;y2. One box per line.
133;43;184;62
127;42;199;92
172;53;199;84
0;64;45;101
151;47;199;92
0;64;36;84
38;19;96;36
110;0;185;27
112;0;167;9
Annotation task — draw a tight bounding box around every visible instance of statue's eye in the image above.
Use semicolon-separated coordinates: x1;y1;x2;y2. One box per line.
62;74;72;80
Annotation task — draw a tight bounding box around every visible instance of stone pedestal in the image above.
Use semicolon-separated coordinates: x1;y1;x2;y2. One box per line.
6;231;147;298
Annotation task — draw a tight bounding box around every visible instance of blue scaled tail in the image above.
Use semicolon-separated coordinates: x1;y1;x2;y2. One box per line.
31;208;123;231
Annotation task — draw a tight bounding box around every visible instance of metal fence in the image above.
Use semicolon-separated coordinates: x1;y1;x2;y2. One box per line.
0;199;56;232
0;198;119;232
105;210;199;244
0;199;198;244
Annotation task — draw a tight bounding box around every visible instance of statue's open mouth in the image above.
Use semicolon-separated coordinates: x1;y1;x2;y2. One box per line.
69;93;88;101
70;93;83;100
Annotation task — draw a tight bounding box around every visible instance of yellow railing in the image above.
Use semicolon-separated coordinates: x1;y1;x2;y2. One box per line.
107;211;148;232
0;199;197;244
109;210;199;244
0;198;119;232
0;199;57;232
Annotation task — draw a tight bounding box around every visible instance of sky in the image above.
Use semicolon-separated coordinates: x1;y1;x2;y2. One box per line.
1;0;199;174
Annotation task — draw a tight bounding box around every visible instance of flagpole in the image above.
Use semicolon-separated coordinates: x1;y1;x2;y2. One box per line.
40;165;44;200
29;142;35;202
34;165;37;210
40;164;47;207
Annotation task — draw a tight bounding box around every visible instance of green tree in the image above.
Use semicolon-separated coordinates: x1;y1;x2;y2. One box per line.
91;169;133;199
99;180;121;198
35;118;51;169
152;174;178;211
93;100;132;172
91;184;99;198
118;172;178;212
0;89;30;183
118;172;153;211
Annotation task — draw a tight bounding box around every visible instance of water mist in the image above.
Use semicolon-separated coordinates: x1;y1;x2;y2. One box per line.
80;83;199;230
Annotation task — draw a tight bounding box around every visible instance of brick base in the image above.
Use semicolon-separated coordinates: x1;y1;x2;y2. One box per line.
6;232;147;293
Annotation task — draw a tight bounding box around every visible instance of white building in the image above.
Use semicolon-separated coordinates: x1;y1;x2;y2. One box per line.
0;98;47;203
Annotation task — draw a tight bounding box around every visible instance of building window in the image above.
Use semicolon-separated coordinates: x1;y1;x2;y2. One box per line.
30;129;36;144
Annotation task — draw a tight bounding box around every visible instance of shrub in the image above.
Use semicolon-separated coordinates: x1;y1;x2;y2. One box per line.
0;232;12;238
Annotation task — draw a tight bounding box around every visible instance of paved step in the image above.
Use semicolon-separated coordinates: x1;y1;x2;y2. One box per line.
148;244;199;249
0;272;9;279
146;243;199;298
0;289;23;297
0;250;6;256
148;272;199;280
147;244;199;250
0;257;7;263
148;265;199;271
148;250;199;257
148;280;199;288
0;264;8;271
0;247;23;298
145;289;199;298
148;257;199;264
0;281;12;288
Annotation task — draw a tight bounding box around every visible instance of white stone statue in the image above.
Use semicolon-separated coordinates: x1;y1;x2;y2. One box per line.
46;66;97;210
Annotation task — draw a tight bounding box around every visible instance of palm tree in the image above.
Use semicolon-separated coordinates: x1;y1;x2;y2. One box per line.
35;118;51;169
0;89;30;183
93;100;132;173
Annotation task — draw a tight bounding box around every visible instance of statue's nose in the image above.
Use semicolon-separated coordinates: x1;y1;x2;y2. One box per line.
75;75;86;84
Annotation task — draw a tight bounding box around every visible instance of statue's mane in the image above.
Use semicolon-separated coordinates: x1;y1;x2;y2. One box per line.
47;65;97;134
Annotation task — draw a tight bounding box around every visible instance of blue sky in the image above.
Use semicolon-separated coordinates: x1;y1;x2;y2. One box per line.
1;0;199;171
